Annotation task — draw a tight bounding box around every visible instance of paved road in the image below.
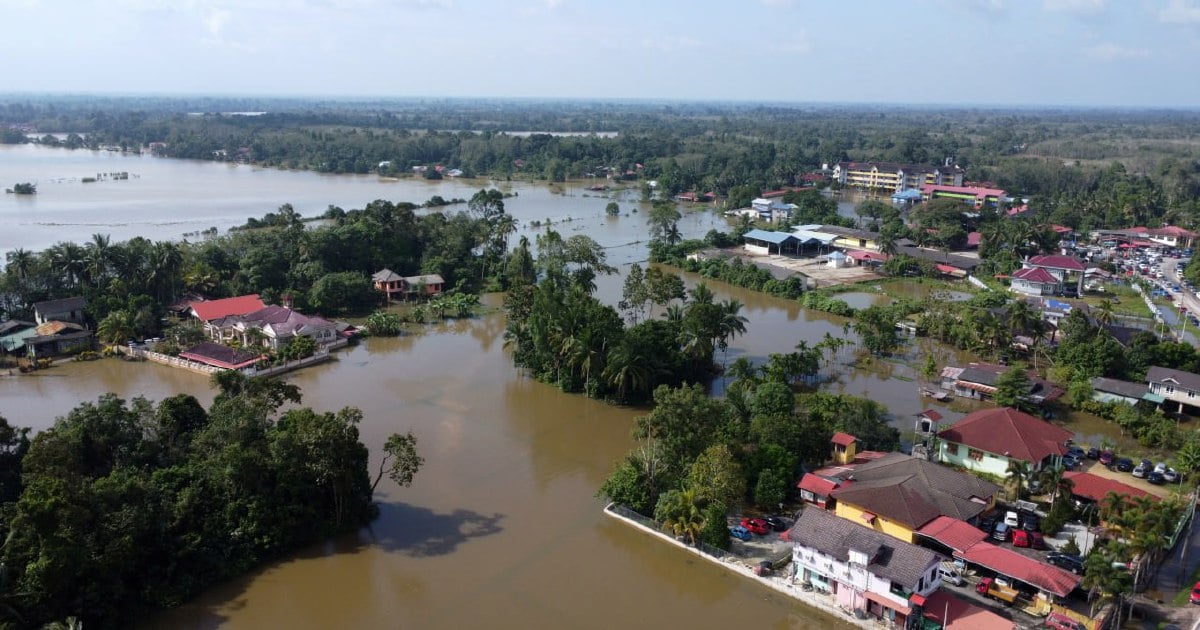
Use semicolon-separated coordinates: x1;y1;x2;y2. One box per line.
1138;257;1200;345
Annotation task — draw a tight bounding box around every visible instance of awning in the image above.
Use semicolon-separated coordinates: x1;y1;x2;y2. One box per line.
909;594;927;607
864;591;912;617
956;381;998;395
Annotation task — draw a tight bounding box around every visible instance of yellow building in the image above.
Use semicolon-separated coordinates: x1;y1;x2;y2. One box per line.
833;161;964;193
826;452;999;545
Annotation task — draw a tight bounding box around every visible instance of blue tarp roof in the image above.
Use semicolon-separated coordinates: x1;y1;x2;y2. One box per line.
892;189;923;200
743;229;797;245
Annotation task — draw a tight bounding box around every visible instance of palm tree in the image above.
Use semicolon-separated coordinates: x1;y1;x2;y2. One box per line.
876;231;899;258
1006;459;1032;500
1094;299;1117;327
97;310;137;346
603;346;652;402
716;298;748;367
656;486;706;545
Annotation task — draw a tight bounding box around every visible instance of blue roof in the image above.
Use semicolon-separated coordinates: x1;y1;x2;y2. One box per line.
892;189;923;200
743;229;798;245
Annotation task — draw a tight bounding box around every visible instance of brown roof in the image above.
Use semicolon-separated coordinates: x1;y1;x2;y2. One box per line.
937;407;1072;465
830;454;998;529
179;342;264;370
34;321;84;336
786;508;941;587
1147;366;1200;391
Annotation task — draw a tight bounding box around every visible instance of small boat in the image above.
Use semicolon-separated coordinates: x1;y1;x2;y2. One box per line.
920;387;951;401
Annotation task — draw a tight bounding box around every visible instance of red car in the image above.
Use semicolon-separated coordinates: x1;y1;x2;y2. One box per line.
740;517;770;535
1191;581;1200;605
1012;529;1046;549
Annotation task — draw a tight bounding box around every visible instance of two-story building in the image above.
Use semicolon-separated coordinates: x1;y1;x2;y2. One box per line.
937;407;1072;476
787;507;942;627
32;296;88;326
1147;365;1200;414
1009;255;1086;297
222;305;341;350
372;269;446;302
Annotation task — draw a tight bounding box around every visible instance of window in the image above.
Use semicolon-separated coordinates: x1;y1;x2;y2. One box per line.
1167;385;1176;395
968;448;984;461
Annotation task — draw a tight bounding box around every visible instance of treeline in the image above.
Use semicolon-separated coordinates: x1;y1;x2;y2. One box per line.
0;374;422;628
0;190;517;342
599;372;898;548
7;98;1200;230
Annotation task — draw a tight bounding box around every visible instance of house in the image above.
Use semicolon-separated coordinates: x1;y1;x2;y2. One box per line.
402;274;445;299
222;306;341;350
1010;255;1086;297
940;363;1063;405
0;320;37;354
1143;225;1197;249
815;225;880;252
23;321;94;359
890;188;924;206
372;269;407;302
1146;365;1200;413
32;296;87;326
178;342;265;370
831;432;858;465
786;507;942;628
918;588;1014;630
750;198;796;222
1091;376;1162;407
828;453;999;543
1062;471;1156;505
937;407;1073;475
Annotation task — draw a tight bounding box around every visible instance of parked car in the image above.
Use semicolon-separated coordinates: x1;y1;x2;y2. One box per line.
977;515;997;534
1062;455;1082;470
1164;467;1182;483
1013;529;1046;549
1099;450;1115;466
1065;446;1086;460
1022;514;1041;532
1133;459;1152;478
1047;552;1085;574
740;517;770;535
992;522;1011;542
1004;511;1020;528
1086;447;1101;460
1148;471;1166;485
729;525;753;541
1045;612;1086;630
762;515;789;532
1190;580;1200;605
1115;457;1135;472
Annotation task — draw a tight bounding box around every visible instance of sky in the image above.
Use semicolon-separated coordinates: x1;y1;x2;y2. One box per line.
2;0;1200;107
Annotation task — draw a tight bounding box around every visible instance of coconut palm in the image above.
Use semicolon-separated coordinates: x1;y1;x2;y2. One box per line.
1094;299;1117;327
97;309;137;346
1006;459;1032;500
655;486;706;545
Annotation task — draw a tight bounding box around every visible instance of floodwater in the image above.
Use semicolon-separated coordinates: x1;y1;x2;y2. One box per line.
0;146;1068;629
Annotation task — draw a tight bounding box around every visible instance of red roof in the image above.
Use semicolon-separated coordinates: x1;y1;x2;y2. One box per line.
937;264;966;277
761;189;788;198
955;541;1081;597
1027;255;1086;271
937;407;1072;465
917;516;987;552
1063;471;1156;503
847;250;887;261
189;294;267;321
920;183;1006;198
918;409;943;421
797;472;840;496
1012;267;1059;283
1050;224;1073;234
1006;204;1029;216
1149;225;1198;238
831;432;857;446
922;589;1014;630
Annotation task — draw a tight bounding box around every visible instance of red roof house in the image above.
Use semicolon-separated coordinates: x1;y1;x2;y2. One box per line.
921;588;1014;630
831;432;857;447
955;541;1081;597
916;516;987;553
937;407;1072;471
1027;255;1086;271
179;341;265;370
188;294;267;322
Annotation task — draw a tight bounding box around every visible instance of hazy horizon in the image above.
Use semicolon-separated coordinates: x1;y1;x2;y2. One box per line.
3;0;1200;108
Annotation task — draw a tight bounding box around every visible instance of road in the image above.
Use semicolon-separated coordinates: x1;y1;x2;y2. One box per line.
1140;257;1200;346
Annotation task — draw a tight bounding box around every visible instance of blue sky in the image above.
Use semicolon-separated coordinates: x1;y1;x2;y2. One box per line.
3;0;1199;107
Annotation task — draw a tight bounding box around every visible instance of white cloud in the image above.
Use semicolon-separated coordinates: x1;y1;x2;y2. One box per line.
1159;0;1200;24
1043;0;1105;13
1083;42;1151;59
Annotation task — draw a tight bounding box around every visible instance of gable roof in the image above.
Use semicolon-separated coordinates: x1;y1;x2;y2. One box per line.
743;229;798;245
1027;255;1085;271
33;296;86;314
937;407;1072;464
797;472;840;496
921;589;1014;630
916;516;988;553
1090;376;1150;400
34;321;84;336
830;453;998;528
404;274;445;286
1012;267;1059;283
1063;471;1155;503
189;294;266;322
1147;365;1200;391
0;320;35;336
954;542;1080;597
831;432;857;446
372;268;403;283
786;507;941;587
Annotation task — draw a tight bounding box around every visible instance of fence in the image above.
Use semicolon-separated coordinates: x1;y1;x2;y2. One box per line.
125;347;222;375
